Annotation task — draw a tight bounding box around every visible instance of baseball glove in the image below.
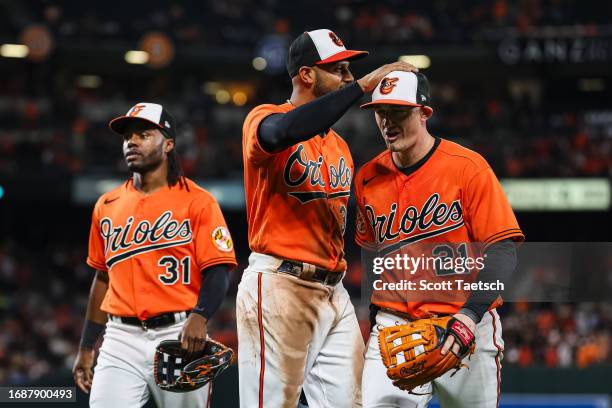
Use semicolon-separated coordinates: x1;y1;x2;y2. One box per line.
378;316;475;392
153;338;234;392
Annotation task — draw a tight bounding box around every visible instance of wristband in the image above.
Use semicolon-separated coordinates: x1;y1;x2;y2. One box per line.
79;320;105;349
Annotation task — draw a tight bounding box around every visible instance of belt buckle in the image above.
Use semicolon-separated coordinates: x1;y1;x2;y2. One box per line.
299;262;317;280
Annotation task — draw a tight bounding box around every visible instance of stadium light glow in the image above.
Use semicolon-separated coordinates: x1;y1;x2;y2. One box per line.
0;44;29;58
76;75;102;88
215;90;230;104
233;92;248;106
252;57;267;71
398;55;431;69
202;82;221;95
124;50;149;64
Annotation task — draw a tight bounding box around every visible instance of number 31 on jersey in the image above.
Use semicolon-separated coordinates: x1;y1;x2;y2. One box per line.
158;256;191;285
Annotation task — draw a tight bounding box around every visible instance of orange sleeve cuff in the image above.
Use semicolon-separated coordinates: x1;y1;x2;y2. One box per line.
86;257;107;271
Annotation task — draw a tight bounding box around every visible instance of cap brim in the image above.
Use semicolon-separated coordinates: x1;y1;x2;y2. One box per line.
360;99;433;111
316;50;369;65
108;116;164;136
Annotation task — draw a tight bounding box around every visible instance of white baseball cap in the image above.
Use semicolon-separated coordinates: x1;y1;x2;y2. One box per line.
360;71;432;113
286;29;368;77
109;102;176;138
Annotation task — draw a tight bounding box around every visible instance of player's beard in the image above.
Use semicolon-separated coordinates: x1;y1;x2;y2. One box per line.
313;80;328;98
313;77;345;98
126;149;164;174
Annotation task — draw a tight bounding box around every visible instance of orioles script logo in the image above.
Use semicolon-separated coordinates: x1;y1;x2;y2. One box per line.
379;77;399;95
366;193;464;254
100;211;193;268
283;144;351;203
329;31;344;47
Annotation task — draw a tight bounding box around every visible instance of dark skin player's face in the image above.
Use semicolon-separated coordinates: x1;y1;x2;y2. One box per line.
121;120;172;173
312;61;354;96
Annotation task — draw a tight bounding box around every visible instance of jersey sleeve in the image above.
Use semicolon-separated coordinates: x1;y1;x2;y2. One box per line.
242;104;280;166
86;200;108;271
193;195;238;271
463;166;524;248
354;172;376;249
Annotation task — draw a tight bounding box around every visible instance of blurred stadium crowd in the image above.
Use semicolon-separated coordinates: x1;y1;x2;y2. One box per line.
1;240;611;385
1;72;610;180
0;0;605;46
0;1;611;180
503;302;612;368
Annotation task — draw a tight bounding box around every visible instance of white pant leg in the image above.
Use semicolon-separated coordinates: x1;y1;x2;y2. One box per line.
237;268;325;408
362;311;432;408
302;282;365;408
237;252;361;408
433;310;503;408
236;268;266;408
90;321;151;408
91;319;210;408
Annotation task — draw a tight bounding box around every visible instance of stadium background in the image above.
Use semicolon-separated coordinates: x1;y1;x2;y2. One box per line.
0;0;610;406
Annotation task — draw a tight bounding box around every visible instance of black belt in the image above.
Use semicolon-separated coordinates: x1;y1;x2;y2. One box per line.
109;311;190;330
277;260;344;286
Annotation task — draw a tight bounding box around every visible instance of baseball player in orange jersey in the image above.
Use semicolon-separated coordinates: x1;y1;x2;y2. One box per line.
237;29;418;408
72;103;237;407
354;71;525;407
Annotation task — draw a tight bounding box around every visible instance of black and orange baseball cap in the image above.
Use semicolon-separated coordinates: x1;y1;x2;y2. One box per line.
109;103;176;139
286;29;368;78
360;71;432;113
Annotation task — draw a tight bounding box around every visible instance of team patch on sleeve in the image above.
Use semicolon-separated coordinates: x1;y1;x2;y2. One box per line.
212;227;233;252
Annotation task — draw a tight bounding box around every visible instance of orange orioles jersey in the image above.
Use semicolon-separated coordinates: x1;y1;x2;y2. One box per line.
243;103;353;272
87;178;237;320
354;138;524;318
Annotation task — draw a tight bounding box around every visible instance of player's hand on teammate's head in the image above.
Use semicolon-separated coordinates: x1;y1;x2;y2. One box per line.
72;348;95;394
357;61;419;93
178;313;208;355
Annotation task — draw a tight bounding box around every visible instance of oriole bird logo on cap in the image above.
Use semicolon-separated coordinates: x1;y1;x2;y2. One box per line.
328;31;344;47
128;104;147;117
380;77;399;95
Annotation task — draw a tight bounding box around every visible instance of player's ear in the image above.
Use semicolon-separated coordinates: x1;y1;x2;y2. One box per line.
298;66;315;87
164;138;174;154
421;106;433;121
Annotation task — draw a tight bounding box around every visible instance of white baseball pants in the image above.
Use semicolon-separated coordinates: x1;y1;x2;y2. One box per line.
236;252;365;408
